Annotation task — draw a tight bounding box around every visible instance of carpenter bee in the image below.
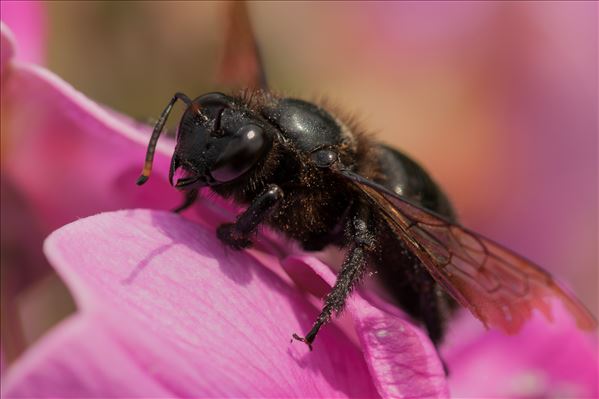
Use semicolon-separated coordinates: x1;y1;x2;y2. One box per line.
136;3;596;351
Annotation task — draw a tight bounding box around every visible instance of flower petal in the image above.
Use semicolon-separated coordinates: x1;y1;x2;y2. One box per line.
2;210;379;398
1;24;179;234
444;307;598;398
0;1;46;65
1;22;15;80
1;315;174;398
282;255;449;399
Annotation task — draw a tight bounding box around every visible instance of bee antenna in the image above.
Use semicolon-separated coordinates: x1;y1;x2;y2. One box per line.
136;92;192;185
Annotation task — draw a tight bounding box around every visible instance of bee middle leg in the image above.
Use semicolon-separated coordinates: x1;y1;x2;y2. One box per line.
292;207;375;349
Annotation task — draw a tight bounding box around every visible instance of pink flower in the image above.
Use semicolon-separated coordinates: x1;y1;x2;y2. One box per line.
2;6;597;399
444;311;598;398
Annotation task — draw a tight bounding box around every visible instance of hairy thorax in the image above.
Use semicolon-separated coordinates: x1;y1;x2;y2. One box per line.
269;166;352;249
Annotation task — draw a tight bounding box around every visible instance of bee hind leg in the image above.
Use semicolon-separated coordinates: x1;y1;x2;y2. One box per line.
418;280;454;375
292;208;375;348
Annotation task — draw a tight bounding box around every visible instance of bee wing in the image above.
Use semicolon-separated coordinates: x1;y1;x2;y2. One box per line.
218;1;267;90
339;169;597;333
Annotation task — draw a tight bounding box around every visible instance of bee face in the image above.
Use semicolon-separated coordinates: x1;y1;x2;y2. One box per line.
170;92;272;189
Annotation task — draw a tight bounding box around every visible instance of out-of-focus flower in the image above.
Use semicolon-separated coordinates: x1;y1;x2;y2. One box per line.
444;308;598;398
0;1;46;66
1;24;178;233
1;5;597;398
0;16;179;363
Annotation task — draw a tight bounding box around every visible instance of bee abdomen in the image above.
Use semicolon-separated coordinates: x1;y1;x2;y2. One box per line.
375;144;456;221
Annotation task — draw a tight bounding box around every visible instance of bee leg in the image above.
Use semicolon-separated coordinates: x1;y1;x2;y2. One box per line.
292;209;374;349
419;282;452;375
172;189;198;213
217;184;284;250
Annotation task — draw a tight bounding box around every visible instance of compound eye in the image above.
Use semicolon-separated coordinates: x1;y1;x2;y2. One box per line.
211;124;266;182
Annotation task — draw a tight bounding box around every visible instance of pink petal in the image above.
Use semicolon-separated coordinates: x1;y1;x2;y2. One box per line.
0;1;46;65
282;256;449;399
2;210;379;398
1;22;15;79
444;308;598;398
1;22;179;233
2;315;174;398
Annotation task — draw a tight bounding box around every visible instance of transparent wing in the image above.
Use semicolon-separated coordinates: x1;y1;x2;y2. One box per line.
217;1;267;90
339;169;596;333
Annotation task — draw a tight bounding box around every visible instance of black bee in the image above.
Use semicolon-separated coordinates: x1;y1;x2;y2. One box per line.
136;3;596;351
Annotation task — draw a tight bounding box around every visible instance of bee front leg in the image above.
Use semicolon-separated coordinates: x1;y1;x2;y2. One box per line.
293;208;374;349
172;189;199;213
217;184;284;250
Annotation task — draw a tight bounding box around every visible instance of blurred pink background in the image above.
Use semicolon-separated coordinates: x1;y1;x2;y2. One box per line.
1;0;597;365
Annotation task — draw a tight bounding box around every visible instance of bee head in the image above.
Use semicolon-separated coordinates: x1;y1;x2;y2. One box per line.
137;92;271;190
